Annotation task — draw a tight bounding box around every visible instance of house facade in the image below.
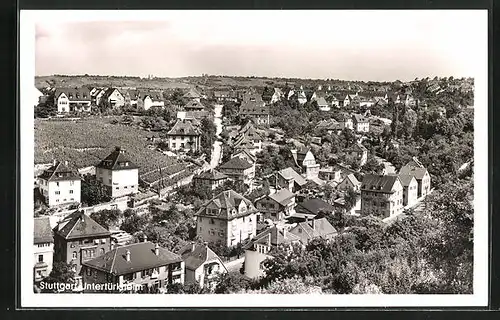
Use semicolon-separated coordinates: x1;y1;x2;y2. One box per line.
337;173;361;192
82;241;184;293
34;217;54;283
397;174;419;207
399;165;431;198
101;88;125;108
95;147;140;198
360;174;404;218
166;120;202;152
192;169;229;191
352;114;370;133
243;226;301;279
255;188;296;221
291;148;320;180
54;87;92;113
38;160;81;207
275;167;308;193
288;218;337;244
348;143;368;167
53;211;112;290
195;190;258;247
218;157;255;187
179;243;227;289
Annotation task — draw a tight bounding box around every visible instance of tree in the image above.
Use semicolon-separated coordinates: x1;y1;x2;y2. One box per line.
90;209;122;230
344;187;359;212
81;176;111;206
120;212;148;235
40;261;76;292
214;272;251;294
200;117;217;158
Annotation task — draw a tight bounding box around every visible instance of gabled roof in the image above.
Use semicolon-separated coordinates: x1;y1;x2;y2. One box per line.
166;119;201;136
277;167;308;186
244;226;301;250
268;188;295;206
316;119;340;131
352;113;369;124
361;174;400;193
34;217;53;244
341;173;360;187
38;161;81;182
399;166;428;180
289;218;337;243
219;157;253;170
232;149;257;163
196;190;258;220
54;87;91;101
239;101;269;116
316;96;329;107
396;174;417;187
184;100;205;110
54;210;111;240
82;242;182;276
178;243;226;271
96;147;140;170
194;169;228;181
406;157;425;168
101;88;123;100
292;147;313;167
183;88;202;99
296;198;335;215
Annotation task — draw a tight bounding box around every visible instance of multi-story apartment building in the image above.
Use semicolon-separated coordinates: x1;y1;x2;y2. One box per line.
178;242;227;289
218;157;255;187
38;160;81;207
195;190;259;247
360;174;404;218
166;120;202;153
81;241;184;293
96;147;139;198
255;188;296;221
34;217;54;283
53;210;112;290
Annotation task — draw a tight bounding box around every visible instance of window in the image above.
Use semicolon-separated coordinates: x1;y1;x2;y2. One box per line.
101;238;106;244
72;251;77;259
116;187;119;190
56;182;59;187
55;191;60;195
124;186;128;189
199;226;202;232
70;181;74;186
86;268;92;276
94;239;99;245
210;218;215;225
100;248;105;255
38;254;43;262
69;190;73;194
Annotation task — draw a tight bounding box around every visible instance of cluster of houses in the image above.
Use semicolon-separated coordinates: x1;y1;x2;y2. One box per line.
34;79;433;292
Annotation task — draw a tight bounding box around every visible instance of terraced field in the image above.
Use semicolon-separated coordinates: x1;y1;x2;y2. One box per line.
34;117;179;174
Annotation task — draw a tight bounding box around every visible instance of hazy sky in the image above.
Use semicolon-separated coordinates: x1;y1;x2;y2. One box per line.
34;10;487;81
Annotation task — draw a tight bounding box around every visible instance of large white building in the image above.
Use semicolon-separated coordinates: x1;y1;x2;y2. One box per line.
54;87;92;113
166;119;202;152
38;160;81;207
96;147;139;198
195;190;258;247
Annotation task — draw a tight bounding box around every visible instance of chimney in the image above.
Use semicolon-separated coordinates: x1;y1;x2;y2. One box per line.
204;241;208;248
125;250;131;262
53;159;57;166
192;242;196;252
283;227;287;238
154;243;160;256
64;160;68;166
267;232;271;247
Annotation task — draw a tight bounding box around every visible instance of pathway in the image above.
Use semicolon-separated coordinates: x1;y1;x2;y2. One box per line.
209;104;223;169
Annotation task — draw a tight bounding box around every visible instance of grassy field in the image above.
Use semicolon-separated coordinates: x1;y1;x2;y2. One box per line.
34;117;179;174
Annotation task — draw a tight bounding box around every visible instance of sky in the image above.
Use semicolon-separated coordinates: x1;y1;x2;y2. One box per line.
34;10;487;82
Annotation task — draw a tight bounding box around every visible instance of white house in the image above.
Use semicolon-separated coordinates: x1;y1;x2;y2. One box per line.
34;217;54;283
34;86;44;107
54;87;92;113
38;160;81;207
178;243;228;289
270;88;284;104
316;97;330;112
95;147;140;198
166;119;202;152
101;88;125;108
352;114;370;133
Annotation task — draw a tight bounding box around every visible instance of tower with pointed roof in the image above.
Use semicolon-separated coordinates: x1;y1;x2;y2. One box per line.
96;147;139;198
